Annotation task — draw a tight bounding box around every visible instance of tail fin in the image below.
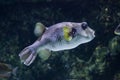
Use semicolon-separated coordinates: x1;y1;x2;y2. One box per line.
19;46;37;66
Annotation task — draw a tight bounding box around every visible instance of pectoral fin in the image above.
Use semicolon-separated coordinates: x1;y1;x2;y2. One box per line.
37;49;51;61
63;26;72;41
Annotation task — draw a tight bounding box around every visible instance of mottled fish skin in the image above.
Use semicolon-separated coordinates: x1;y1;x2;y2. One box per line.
37;22;95;51
19;22;95;66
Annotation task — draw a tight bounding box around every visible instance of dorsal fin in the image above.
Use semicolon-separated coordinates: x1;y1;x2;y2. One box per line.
34;22;46;37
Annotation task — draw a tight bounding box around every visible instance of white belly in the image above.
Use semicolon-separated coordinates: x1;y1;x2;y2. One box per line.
45;37;91;51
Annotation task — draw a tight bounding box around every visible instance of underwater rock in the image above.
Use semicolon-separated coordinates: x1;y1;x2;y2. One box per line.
0;62;18;79
108;36;120;56
87;46;109;74
69;58;92;80
66;45;110;80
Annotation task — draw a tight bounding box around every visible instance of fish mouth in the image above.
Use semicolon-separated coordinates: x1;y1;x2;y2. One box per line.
92;30;95;38
85;27;95;39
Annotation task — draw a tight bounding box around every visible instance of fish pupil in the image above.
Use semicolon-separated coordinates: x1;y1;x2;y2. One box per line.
81;22;88;30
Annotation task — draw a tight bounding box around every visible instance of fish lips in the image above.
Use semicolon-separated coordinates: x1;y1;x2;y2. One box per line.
84;27;95;39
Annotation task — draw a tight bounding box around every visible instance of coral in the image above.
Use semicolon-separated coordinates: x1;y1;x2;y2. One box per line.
108;36;120;56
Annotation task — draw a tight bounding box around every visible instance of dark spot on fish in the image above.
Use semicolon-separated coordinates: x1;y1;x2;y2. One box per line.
69;28;76;37
81;22;88;30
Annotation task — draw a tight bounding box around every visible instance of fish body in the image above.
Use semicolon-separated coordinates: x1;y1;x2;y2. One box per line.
19;22;95;66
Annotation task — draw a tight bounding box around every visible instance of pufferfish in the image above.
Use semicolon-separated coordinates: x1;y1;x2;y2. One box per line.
19;22;95;66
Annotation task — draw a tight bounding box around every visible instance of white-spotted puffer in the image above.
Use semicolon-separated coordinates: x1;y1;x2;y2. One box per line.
19;22;95;66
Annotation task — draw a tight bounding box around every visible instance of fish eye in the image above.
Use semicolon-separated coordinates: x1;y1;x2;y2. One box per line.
81;22;88;30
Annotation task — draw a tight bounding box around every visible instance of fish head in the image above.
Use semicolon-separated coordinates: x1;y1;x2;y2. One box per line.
69;22;95;43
